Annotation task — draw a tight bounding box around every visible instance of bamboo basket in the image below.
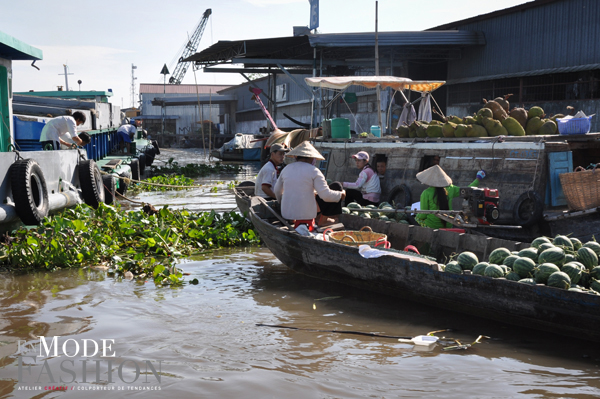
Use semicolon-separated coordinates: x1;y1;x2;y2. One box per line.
328;226;387;247
559;165;600;211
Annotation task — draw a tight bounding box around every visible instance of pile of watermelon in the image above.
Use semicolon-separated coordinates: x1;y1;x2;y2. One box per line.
343;202;410;225
442;235;600;293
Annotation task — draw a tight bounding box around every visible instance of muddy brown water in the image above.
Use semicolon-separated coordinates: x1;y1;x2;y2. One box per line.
1;149;599;398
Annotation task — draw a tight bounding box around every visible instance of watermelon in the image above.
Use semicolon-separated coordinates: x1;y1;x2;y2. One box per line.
457;252;479;271
590;266;600;280
378;202;391;209
379;216;390;221
564;254;578;264
562;263;583;284
347;202;360;209
502;255;519;268
577;247;599;269
362;213;371;218
351;211;359;216
583;241;600;257
568;287;584;292
365;205;377;209
531;237;551;249
484;264;505;278
547;271;571;290
445;261;463;275
506;271;521;281
517;247;538;262
553;235;574;250
513;257;536;278
472;262;489;276
538;243;556;252
534;263;561;284
590;278;600;293
537;247;566;267
342;207;350;214
580;271;591;288
488;248;511;265
571;237;582;250
518;278;537;285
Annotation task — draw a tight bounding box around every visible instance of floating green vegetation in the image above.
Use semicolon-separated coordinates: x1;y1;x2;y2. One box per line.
150;158;242;178
0;204;260;286
129;174;196;194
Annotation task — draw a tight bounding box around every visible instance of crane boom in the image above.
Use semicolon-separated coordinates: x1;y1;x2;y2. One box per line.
168;8;212;84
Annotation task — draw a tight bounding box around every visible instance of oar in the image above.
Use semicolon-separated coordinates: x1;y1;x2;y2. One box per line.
256;197;295;232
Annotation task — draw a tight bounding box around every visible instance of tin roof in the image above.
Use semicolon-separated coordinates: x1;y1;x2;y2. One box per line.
139;83;232;94
0;30;42;61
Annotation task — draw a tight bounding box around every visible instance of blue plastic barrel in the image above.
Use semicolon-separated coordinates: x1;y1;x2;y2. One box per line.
370;125;381;137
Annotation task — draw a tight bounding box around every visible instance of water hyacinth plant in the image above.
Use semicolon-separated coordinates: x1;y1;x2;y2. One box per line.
0;203;260;285
150;158;242;177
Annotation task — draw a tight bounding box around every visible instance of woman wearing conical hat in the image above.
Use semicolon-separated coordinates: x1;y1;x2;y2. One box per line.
415;165;485;229
274;141;346;231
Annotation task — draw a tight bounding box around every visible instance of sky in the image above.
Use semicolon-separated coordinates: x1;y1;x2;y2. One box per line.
1;0;528;108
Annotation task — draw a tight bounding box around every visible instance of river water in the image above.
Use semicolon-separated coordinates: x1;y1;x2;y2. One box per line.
1;149;599;399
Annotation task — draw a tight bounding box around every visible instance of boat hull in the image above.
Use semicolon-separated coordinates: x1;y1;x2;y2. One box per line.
250;203;600;342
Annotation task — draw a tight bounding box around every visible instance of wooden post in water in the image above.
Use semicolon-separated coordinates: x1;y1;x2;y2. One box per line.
375;1;382;132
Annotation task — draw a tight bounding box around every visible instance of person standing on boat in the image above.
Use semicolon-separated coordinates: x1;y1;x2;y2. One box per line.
415;165;485;229
39;111;87;150
274;141;346;231
255;143;288;199
117;119;141;154
342;151;381;206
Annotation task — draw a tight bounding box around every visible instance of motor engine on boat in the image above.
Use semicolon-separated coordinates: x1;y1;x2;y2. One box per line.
459;187;500;225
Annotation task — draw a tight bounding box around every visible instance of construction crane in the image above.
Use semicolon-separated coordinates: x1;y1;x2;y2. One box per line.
168;8;212;84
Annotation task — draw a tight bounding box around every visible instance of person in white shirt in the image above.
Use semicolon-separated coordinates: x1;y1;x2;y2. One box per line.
39;111;87;150
255;143;288;199
274;141;346;231
117;119;141;154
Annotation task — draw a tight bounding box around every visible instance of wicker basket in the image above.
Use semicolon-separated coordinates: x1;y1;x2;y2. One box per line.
328;226;387;247
559;165;600;211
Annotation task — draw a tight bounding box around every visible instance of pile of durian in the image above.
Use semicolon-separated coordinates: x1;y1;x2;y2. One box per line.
396;95;564;138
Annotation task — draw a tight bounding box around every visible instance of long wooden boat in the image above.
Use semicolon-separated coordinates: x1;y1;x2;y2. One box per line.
234;181;255;217
249;198;600;342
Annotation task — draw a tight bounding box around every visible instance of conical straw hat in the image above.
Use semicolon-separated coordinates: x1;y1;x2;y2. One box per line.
286;141;325;160
416;165;452;187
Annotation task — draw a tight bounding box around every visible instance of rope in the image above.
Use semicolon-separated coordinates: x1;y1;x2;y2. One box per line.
340;94;364;134
114;190;145;205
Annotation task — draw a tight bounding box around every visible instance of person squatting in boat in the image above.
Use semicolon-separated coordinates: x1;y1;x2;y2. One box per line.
274;141;346;231
415;165;485;229
39;111;88;150
342;151;382;206
117;119;141;154
255;143;289;200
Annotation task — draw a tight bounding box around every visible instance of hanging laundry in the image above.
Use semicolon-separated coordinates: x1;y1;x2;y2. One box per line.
397;102;416;128
418;92;432;123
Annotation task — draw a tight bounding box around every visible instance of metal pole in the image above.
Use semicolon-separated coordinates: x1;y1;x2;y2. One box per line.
162;74;165;136
375;1;382;131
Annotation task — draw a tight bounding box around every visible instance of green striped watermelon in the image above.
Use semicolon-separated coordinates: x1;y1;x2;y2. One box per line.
531;237;551;249
564;254;578;264
534;263;560;284
590;278;600;293
553;235;574;250
547;271;571;290
537;247;566;267
538;243;556;252
577;247;599;269
500;265;510;275
571;237;582;250
472;262;489;276
513;257;536;278
561;263;583;285
518;278;537;285
445;261;463;275
506;271;521;281
517;247;538;262
502;255;519;268
590;266;600;280
484;264;504;278
583;241;600;257
579;271;591;288
457;252;479;270
488;248;511;265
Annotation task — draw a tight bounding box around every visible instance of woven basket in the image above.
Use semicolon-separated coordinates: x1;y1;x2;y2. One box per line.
328;226;387;247
559;165;600;211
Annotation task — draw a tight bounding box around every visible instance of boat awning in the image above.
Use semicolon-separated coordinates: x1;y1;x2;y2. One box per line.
305;76;445;93
0;30;43;61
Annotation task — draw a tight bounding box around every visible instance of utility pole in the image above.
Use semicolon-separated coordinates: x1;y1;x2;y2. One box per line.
58;64;74;91
375;1;382;132
131;64;138;108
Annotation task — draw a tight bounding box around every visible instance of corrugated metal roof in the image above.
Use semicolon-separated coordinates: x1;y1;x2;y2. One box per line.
150;95;236;106
139;83;231;94
308;31;485;47
446;63;600;85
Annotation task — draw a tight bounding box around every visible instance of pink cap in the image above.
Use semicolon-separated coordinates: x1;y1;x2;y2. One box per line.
351;151;369;161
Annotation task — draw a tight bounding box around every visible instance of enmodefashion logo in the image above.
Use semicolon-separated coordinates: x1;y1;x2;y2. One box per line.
15;336;162;392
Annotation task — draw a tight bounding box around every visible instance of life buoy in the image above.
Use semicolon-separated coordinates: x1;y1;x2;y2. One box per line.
129;159;140;181
138;153;146;175
117;170;132;196
102;175;116;205
10;159;49;225
513;190;543;227
151;140;160;155
387;184;412;208
79;159;105;208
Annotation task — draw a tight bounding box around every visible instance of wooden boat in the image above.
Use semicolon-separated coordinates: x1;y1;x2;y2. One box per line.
249;198;600;342
234;181;255;217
